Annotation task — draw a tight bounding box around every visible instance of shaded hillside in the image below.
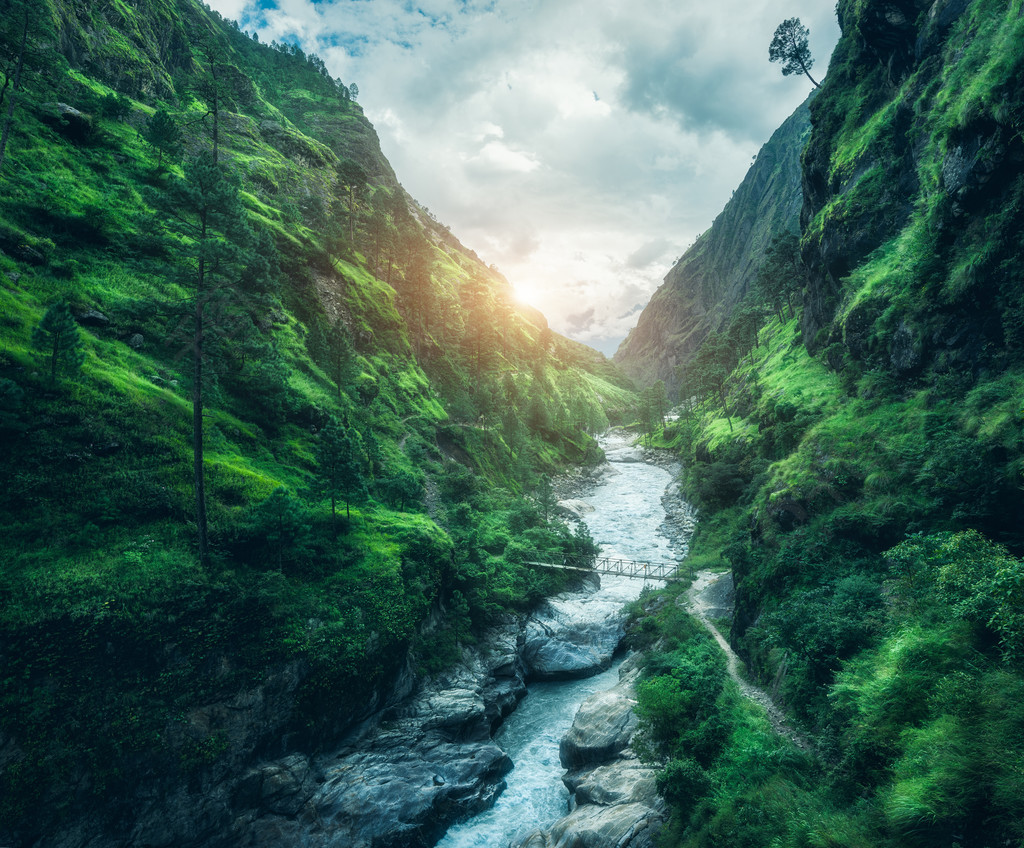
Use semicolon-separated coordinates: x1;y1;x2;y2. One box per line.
632;1;1024;846
0;1;636;843
614;95;812;393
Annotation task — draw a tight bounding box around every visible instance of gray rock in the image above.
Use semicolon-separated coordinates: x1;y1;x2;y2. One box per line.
235;754;311;816
559;679;638;769
567;760;659;807
889;319;922;373
128;333;145;349
76;309;110;327
556;498;595;520
524;597;625;681
516;801;664;848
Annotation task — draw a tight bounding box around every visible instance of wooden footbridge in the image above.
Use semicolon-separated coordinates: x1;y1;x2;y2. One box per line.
525;552;689;582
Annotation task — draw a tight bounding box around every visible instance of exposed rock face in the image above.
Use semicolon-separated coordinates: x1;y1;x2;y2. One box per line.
513;656;664;848
614;96;812;393
524;592;627;681
233;621;527;848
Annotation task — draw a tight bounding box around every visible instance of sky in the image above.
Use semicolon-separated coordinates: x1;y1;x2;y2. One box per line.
208;0;840;356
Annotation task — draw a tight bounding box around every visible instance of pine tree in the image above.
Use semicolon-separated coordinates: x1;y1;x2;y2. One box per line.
32;302;85;384
536;473;556;523
314;417;365;528
251;487;310;570
326;319;357;397
769;18;820;89
152;151;259;568
142;109;181;171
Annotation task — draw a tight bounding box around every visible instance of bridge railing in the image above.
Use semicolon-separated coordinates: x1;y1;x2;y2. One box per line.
521;551;692;582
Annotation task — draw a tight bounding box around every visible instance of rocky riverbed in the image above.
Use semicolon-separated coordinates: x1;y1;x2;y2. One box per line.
437;432;695;847
232;578;662;848
24;432;695;848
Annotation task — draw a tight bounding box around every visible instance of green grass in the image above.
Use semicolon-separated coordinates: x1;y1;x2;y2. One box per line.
0;1;638;835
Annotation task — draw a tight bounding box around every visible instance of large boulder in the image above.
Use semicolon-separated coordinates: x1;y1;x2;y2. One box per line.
524;595;625;681
515;802;664;848
559;686;637;770
567;760;659;808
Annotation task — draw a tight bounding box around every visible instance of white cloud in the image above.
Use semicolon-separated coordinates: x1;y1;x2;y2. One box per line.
212;0;840;354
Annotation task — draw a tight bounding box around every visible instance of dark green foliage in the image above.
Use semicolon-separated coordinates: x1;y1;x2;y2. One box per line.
98;92;132;121
636;380;668;443
314;417;365;524
0;378;25;431
748;573;884;723
535;473;555;522
0;0;31;174
888;530;1024;661
325;319;357;396
656;757;711;820
31;302;84;383
635;636;729;768
248;486;311;569
769;18;819;88
142;109;181;170
376;469;424;511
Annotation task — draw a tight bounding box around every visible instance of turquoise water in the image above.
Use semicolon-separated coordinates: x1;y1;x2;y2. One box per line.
436;434;676;847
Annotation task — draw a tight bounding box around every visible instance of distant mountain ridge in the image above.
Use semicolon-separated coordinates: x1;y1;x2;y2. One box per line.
613;94;813;393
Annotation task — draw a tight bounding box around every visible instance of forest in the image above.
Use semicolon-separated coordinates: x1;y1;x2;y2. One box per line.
3;0;1024;846
0;0;634;840
621;1;1024;845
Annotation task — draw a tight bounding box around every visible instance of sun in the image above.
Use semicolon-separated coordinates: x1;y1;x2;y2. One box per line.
512;281;542;308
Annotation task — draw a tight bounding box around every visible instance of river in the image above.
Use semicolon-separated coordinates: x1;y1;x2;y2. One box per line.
437;432;681;848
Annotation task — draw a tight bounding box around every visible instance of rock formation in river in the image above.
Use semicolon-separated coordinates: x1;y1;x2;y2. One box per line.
513;654;665;848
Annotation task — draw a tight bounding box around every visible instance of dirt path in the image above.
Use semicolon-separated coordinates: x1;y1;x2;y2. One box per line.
685;571;814;753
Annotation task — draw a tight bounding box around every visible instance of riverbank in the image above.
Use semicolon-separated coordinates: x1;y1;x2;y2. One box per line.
437;431;697;847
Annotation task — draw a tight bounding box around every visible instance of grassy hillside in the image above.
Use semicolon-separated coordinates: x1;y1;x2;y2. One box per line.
628;1;1024;845
0;0;636;839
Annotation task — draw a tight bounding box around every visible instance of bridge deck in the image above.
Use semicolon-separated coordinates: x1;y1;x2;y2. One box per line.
526;554;689;582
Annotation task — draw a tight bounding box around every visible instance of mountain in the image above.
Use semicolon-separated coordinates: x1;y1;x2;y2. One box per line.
0;1;637;842
627;1;1024;845
613;94;812;394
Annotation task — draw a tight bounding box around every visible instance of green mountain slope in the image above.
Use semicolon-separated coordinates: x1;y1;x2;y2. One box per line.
629;1;1024;845
613;95;812;393
0;0;636;840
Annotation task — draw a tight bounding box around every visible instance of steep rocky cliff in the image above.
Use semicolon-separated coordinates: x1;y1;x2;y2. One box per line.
637;2;1024;841
613;96;812;393
800;0;1024;369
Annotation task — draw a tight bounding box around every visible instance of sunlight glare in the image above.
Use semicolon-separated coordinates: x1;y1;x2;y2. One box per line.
513;281;542;308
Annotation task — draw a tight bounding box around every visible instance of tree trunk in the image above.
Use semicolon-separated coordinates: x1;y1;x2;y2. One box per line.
193;216;210;569
798;58;820;89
